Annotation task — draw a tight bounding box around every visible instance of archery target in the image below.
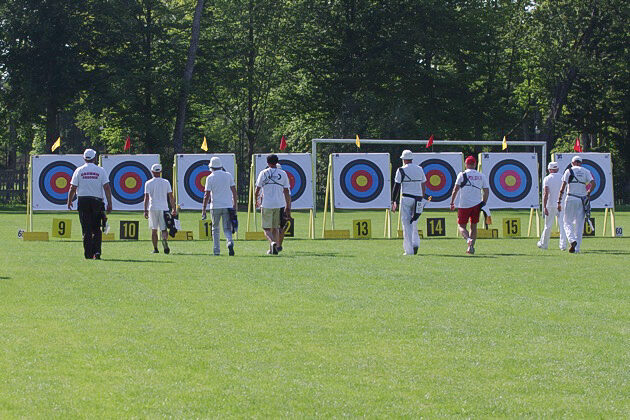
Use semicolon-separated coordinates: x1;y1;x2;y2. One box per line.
554;153;613;208
481;153;539;209
176;154;236;209
411;153;463;208
254;153;313;209
333;153;390;209
31;155;85;210
101;155;159;211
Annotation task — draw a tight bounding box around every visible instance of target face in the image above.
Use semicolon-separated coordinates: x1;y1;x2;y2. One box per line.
278;159;306;202
563;159;605;201
183;160;211;203
489;159;532;203
420;159;456;202
109;161;152;205
38;161;77;205
340;159;384;203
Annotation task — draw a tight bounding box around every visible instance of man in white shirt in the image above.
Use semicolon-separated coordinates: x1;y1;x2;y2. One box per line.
67;148;113;260
449;155;489;255
557;156;595;253
537;161;567;250
143;163;177;254
202;157;237;256
391;150;426;255
255;154;291;255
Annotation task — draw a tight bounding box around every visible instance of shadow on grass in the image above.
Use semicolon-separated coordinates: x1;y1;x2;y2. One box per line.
584;249;630;255
0;276;10;279
428;254;497;259
249;252;355;258
104;259;173;264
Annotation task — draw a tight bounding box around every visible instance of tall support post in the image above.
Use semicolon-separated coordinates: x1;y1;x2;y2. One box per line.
321;155;332;237
312;139;317;218
172;157;178;208
330;155;335;230
246;156;255;233
27;156;33;232
234;161;239;239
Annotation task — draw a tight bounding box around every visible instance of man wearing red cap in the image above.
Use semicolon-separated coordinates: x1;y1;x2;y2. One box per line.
449;155;489;254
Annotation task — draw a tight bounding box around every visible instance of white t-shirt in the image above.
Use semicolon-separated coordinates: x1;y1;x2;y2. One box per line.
70;162;109;199
256;166;290;209
562;165;594;198
455;169;488;209
204;169;235;209
144;177;172;211
395;164;426;196
542;172;563;208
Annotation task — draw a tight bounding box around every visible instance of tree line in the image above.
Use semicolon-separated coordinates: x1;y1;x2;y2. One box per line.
0;0;628;201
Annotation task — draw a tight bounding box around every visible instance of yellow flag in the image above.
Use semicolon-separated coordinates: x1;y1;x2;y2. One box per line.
201;136;208;151
502;135;507;150
51;137;61;152
355;134;360;148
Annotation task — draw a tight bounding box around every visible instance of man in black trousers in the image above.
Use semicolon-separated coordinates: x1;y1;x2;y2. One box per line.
67;149;113;259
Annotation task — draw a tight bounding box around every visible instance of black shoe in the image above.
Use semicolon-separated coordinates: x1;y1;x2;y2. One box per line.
228;243;235;256
164;247;170;255
272;243;278;255
152;249;159;254
413;246;418;255
276;245;283;252
569;241;577;253
93;253;101;260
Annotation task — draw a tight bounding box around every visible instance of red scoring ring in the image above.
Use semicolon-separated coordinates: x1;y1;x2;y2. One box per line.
119;172;142;194
286;172;296;190
195;170;211;192
425;169;446;191
499;170;521;192
351;170;373;192
49;172;72;194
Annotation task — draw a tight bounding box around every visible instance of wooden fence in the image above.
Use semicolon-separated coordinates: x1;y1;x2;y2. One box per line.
0;168;27;204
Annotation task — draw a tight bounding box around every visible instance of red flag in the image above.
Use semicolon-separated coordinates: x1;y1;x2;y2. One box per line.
124;136;131;151
426;134;434;148
279;135;287;151
573;136;582;153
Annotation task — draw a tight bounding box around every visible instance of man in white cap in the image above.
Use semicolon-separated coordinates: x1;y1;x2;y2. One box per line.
391;150;426;255
67;148;112;259
143;163;176;254
202;156;237;256
537;161;567;250
255;154;291;255
449;155;489;255
557;155;595;253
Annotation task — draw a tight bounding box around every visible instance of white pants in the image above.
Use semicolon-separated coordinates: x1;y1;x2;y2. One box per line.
401;197;420;255
148;209;167;231
539;206;567;249
211;208;234;255
563;197;585;252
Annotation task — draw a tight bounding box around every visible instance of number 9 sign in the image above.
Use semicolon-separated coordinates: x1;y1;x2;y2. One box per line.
52;218;73;238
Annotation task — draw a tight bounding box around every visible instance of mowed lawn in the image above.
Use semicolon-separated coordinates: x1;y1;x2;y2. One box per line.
1;208;628;417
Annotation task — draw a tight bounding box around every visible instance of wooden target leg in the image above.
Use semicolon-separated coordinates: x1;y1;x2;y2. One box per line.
603;208;609;237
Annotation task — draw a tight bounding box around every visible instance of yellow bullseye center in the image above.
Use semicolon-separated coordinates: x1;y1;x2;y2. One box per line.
430;174;441;186
356;175;368;187
505;175;516;187
200;176;207;186
125;177;137;189
55;178;68;189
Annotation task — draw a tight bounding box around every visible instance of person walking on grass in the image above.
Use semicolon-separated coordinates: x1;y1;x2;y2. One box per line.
67;148;113;260
449;155;489;255
143;163;177;254
537;161;567;250
255;154;291;255
202;157;237;256
391;150;426;256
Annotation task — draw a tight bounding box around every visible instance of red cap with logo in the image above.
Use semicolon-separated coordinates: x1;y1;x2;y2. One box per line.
465;155;476;165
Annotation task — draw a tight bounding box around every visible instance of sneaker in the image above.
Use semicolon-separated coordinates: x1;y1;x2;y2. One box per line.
276;245;283;252
537;241;547;250
469;246;475;255
93;253;101;260
413;246;418;255
228;243;235;256
152;249;159;254
164;247;170;255
272;243;278;255
569;241;577;253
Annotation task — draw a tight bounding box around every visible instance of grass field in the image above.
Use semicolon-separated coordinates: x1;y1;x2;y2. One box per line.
1;207;629;417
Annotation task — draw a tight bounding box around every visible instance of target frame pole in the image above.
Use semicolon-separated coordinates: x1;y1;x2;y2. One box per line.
246;156;254;233
234;160;239;240
172;156;178;209
330;155;335;230
27;155;33;232
321;155;332;237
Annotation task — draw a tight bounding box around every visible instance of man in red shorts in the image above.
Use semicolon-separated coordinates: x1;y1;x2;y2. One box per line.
449;155;489;254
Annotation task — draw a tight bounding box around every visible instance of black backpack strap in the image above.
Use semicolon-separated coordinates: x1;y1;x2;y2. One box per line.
459;172;469;188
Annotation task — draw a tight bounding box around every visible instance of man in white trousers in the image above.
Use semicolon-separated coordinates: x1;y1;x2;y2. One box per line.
557;156;595;253
202;157;237;256
143;164;177;254
391;150;426;255
537;161;567;250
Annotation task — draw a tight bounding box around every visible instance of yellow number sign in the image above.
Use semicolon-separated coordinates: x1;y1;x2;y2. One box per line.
353;219;372;239
426;218;446;237
502;218;521;237
199;219;212;240
52;218;72;238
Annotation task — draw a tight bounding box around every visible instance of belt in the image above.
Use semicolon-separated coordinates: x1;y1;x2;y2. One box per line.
78;196;103;201
568;193;586;199
402;193;423;199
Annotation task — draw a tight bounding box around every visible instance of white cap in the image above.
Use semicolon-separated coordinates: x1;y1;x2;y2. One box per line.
83;149;97;160
151;163;162;172
209;156;223;169
276;163;282;169
572;155;582;162
547;161;558;170
400;150;413;160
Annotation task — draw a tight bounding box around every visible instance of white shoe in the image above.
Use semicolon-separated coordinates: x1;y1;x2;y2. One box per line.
537;241;547;250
